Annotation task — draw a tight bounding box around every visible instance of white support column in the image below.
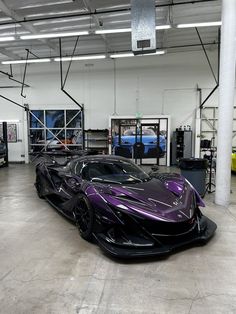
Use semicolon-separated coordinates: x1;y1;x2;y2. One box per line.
23;109;29;164
215;0;236;206
195;108;201;158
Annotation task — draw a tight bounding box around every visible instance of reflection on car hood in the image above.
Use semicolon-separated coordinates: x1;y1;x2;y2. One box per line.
94;178;195;223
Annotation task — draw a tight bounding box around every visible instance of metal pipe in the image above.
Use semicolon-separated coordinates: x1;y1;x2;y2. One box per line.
26;49;39;59
59;38;63;88
215;0;236;207
0;70;30;87
59;38;83;110
10;65;13;77
9;77;30;87
199;84;218;109
217;27;221;83
21;49;29;98
113;59;117;115
63;36;79;89
0;94;26;110
195;27;218;84
198;27;220;110
0;0;217;26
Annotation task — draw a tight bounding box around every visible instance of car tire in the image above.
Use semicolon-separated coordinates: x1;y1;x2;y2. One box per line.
74;195;94;241
35;174;45;199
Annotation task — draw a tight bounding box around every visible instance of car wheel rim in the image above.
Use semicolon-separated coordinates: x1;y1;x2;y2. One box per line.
75;199;90;233
36;177;42;195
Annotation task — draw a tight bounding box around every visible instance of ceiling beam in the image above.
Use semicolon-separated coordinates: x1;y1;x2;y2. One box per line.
82;0;112;52
158;6;170;49
0;0;58;55
0;0;218;26
0;47;20;59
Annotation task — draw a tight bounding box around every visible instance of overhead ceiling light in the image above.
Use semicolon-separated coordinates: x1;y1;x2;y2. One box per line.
25;9;85;18
0;24;21;30
20;31;89;40
97;4;130;11
177;21;222;28
110;50;165;58
95;28;131;34
95;25;171;35
0;36;15;42
33;16;90;26
110;53;134;58
19;0;73;9
54;55;106;62
2;58;51;65
147;51;166;55
155;25;171;30
0;17;12;22
0;119;20;122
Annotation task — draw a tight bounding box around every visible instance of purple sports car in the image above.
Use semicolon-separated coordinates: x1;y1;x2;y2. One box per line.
35;153;216;258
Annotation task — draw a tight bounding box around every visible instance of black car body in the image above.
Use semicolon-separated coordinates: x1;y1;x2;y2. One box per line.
35;153;216;258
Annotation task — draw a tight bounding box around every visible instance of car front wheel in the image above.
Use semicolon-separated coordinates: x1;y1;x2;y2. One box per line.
35;174;45;199
74;195;94;241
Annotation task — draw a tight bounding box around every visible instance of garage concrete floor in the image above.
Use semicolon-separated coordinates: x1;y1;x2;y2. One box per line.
0;164;236;314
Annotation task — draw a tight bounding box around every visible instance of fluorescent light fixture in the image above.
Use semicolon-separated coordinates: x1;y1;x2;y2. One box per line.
155;25;171;30
97;4;130;11
0;24;21;30
2;58;51;65
110;53;134;58
0;36;15;42
110;50;165;58
19;0;73;9
20;31;89;40
0;120;20;123
54;55;106;62
95;25;171;34
0;17;12;22
33;16;90;26
95;28;131;34
147;51;166;55
177;21;222;28
25;9;84;18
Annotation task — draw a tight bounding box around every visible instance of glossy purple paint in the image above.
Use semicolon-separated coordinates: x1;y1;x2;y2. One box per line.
86;174;204;224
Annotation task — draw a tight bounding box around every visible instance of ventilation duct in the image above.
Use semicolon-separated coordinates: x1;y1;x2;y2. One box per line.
131;0;156;55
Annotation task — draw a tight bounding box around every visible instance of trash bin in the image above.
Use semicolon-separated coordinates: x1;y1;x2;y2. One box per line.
179;158;208;197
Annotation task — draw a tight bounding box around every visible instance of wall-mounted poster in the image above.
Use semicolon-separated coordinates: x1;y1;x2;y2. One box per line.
0;123;17;142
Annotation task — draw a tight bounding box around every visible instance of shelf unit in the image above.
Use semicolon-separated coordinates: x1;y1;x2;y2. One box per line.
171;130;192;165
28;109;83;155
201;106;236;149
84;129;109;154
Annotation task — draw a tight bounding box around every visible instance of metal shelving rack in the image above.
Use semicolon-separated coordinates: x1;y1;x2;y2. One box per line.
84;129;109;154
28;109;84;155
171;130;192;165
201;106;236;149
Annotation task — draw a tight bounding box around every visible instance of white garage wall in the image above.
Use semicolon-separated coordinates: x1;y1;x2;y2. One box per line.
0;50;219;162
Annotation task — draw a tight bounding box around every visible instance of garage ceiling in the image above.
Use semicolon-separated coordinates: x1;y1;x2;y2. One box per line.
0;0;221;61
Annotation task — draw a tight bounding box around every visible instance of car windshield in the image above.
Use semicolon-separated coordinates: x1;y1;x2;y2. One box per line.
142;129;155;136
81;160;150;184
123;129;156;136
